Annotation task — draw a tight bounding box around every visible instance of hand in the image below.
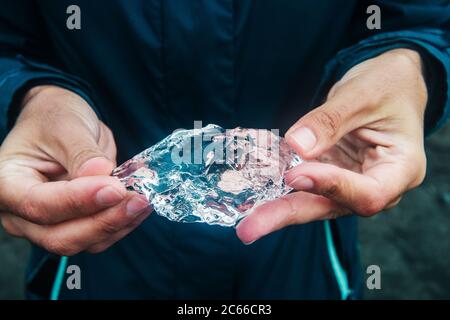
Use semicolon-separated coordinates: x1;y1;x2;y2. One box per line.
237;49;427;244
0;85;152;255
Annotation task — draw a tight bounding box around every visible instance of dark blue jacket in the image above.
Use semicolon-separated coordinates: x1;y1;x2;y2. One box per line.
1;0;449;299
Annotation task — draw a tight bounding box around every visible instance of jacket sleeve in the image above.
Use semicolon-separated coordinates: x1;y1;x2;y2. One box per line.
0;0;97;141
316;0;450;135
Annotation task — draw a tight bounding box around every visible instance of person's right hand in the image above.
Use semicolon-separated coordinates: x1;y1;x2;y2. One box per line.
0;85;151;256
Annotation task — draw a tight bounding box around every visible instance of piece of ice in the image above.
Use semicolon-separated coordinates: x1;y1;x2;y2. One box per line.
112;124;302;226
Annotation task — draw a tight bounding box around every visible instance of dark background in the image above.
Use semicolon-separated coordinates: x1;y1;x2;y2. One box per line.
1;123;449;299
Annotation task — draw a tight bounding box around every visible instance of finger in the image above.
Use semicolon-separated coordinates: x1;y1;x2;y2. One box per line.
3;194;151;256
236;192;348;244
0;173;127;225
284;161;410;216
76;123;118;177
86;208;151;254
76;156;115;177
285;89;374;159
1;212;24;237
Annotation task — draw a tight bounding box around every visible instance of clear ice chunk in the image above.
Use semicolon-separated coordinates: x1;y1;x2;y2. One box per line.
112;124;302;226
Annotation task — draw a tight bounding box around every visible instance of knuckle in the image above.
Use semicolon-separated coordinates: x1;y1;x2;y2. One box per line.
0;215;21;237
94;215;122;235
358;194;386;217
279;197;297;220
70;146;100;169
311;109;341;138
42;235;80;257
321;180;340;199
19;197;51;225
15;184;49;224
63;186;86;213
281;196;307;225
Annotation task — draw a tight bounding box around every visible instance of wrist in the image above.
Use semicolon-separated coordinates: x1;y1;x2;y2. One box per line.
17;85;98;128
386;48;421;61
21;85;73;109
383;48;427;113
383;48;424;75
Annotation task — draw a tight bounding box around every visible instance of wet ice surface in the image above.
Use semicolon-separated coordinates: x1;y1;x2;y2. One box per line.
112;124;302;226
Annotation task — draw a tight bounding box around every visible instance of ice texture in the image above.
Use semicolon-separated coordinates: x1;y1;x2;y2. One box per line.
112;124;302;226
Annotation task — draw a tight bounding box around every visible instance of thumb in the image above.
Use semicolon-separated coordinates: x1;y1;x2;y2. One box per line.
55;126;115;178
285;93;363;159
19;85;117;179
76;156;115;178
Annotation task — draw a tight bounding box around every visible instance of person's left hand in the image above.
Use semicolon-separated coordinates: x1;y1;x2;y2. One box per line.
237;48;428;244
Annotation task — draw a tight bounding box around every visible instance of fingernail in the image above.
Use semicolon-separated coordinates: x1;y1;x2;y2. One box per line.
290;176;314;190
96;186;124;206
243;240;256;245
126;196;149;217
289;127;317;152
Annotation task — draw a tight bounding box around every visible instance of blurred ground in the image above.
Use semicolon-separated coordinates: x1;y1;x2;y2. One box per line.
1;123;449;300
